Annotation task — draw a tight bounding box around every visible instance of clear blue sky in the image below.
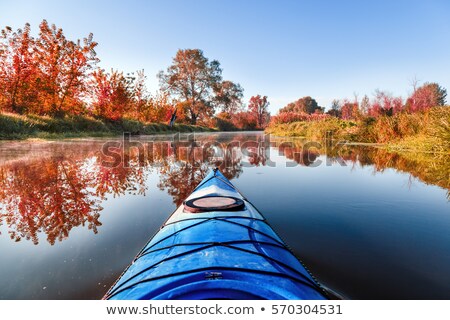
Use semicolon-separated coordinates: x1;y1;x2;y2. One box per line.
1;0;449;113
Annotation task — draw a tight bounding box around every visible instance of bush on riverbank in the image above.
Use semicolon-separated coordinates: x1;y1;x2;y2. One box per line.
0;112;214;140
266;117;359;140
266;106;450;152
386;107;450;153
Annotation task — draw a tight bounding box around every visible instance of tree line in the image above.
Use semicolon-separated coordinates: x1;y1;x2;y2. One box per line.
271;82;447;124
0;21;270;128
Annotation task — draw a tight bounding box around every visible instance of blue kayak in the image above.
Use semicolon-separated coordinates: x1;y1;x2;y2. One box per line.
104;169;327;300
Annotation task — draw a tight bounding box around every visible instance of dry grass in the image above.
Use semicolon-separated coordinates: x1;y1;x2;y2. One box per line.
266;106;450;153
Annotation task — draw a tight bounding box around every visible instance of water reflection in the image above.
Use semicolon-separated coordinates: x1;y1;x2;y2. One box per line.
0;134;448;245
0;158;102;245
158;135;244;205
0;141;150;244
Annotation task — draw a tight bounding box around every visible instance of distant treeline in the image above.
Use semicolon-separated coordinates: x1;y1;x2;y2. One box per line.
2;20;447;137
271;83;447;125
267;81;449;152
0;20;269;129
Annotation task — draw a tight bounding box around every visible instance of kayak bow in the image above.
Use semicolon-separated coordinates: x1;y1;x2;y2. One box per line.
104;168;327;300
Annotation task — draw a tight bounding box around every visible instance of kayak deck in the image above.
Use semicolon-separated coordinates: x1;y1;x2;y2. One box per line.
104;169;327;300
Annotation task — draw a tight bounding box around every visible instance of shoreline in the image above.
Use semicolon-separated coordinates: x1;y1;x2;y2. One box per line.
0;112;215;141
265;106;449;154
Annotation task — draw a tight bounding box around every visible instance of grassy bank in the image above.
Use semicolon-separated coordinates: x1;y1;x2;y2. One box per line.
0;112;214;140
266;106;450;153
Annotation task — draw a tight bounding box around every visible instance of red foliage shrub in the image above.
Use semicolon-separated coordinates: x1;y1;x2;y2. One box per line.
406;83;447;113
367;90;403;117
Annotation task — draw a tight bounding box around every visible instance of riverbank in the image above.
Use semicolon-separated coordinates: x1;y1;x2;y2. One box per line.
0;112;214;140
266;106;450;153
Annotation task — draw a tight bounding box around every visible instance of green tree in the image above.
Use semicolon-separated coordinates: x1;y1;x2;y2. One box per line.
158;49;222;125
425;82;447;106
327;99;341;117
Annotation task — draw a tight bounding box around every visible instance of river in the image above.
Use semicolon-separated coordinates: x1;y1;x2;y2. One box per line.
0;132;449;299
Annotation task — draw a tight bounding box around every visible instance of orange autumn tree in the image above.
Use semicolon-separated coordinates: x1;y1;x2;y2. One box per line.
149;92;175;123
158;49;223;125
130;69;149;121
90;69;135;121
90;68;164;122
248;95;270;129
35;20;98;116
0;23;38;113
0;20;98;116
340;99;360;120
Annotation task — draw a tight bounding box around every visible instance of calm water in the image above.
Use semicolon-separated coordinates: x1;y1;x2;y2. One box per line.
0;132;449;299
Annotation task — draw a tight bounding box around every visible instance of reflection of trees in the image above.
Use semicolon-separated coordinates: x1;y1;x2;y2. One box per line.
0;136;251;245
157;138;244;205
0;146;149;245
159;134;449;205
93;156;148;198
158;162;210;206
278;142;320;167
273;137;449;196
214;143;243;180
352;147;450;198
332;144;449;196
0;158;102;245
1;134;447;246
